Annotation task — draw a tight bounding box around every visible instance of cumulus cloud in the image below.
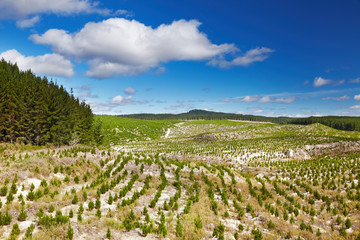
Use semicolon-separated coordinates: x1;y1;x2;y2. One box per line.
124;87;136;95
85;94;150;114
16;16;40;28
208;47;274;68
354;94;360;100
234;95;260;103
30;18;271;78
350;105;360;110
85;100;111;113
313;77;332;87
258;96;296;104
313;77;344;87
322;95;349;101
0;49;73;77
0;0;110;19
110;95;135;105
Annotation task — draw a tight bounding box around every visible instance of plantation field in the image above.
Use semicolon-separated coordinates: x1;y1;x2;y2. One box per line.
0;119;359;239
95;115;178;145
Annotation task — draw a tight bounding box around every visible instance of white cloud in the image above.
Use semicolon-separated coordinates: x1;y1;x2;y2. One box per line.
275;97;297;103
0;0;109;19
258;96;296;104
75;91;98;99
85;100;111;113
354;94;360;100
249;107;263;114
313;77;332;87
166;101;192;110
73;83;91;91
124;87;136;95
322;95;349;101
313;77;344;87
258;96;272;103
0;49;73;77
208;47;274;68
350;105;360;110
350;78;360;83
110;95;135;105
30;18;270;78
335;80;345;86
234;95;260;103
219;98;231;102
16;16;40;28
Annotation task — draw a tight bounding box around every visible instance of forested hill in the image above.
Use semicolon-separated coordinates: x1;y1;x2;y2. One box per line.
121;110;360;132
289;116;360;131
0;59;102;145
120;109;291;124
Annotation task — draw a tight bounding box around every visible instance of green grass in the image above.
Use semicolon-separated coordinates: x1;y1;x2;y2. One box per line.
95;115;178;145
124;120;360;158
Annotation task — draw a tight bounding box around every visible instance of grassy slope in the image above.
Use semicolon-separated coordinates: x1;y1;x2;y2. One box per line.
0;119;359;239
95;115;178;145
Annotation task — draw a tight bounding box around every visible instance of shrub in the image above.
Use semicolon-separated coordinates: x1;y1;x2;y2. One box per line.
96;209;101;219
74;176;80;184
10;183;17;194
72;194;78;204
345;218;352;229
107;227;111;239
194;214;203;229
49;204;55;212
11;223;20;236
251;227;262;240
176;216;182;237
158;212;167;237
268;220;275;228
82;191;88;201
88;200;94;210
25;224;35;238
18;208;27;221
1;211;12;225
66;223;74;239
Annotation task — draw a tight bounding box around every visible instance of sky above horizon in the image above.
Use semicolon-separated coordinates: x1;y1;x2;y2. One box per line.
1;0;360;117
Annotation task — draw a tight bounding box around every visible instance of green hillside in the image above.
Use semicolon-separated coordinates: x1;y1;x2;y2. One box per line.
95;115;178;145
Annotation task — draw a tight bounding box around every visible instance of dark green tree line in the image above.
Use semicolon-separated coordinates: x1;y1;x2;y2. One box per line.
290;116;360;132
0;59;102;145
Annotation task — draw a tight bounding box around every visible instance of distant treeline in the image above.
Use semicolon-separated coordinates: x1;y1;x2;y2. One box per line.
289;116;360;131
0;59;102;145
121;109;291;124
121;109;360;132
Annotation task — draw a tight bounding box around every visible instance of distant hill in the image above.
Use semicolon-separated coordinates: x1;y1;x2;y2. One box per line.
289;116;360;131
120;109;292;124
119;109;360;131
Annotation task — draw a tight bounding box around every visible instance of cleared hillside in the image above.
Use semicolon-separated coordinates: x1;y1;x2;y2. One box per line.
0;120;359;239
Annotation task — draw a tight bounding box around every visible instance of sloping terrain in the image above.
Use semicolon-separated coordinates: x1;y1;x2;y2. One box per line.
0;120;359;240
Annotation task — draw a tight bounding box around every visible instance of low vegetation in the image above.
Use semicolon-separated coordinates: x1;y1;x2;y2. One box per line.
0;119;359;239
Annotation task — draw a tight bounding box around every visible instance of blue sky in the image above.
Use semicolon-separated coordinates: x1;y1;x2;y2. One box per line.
1;0;360;116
